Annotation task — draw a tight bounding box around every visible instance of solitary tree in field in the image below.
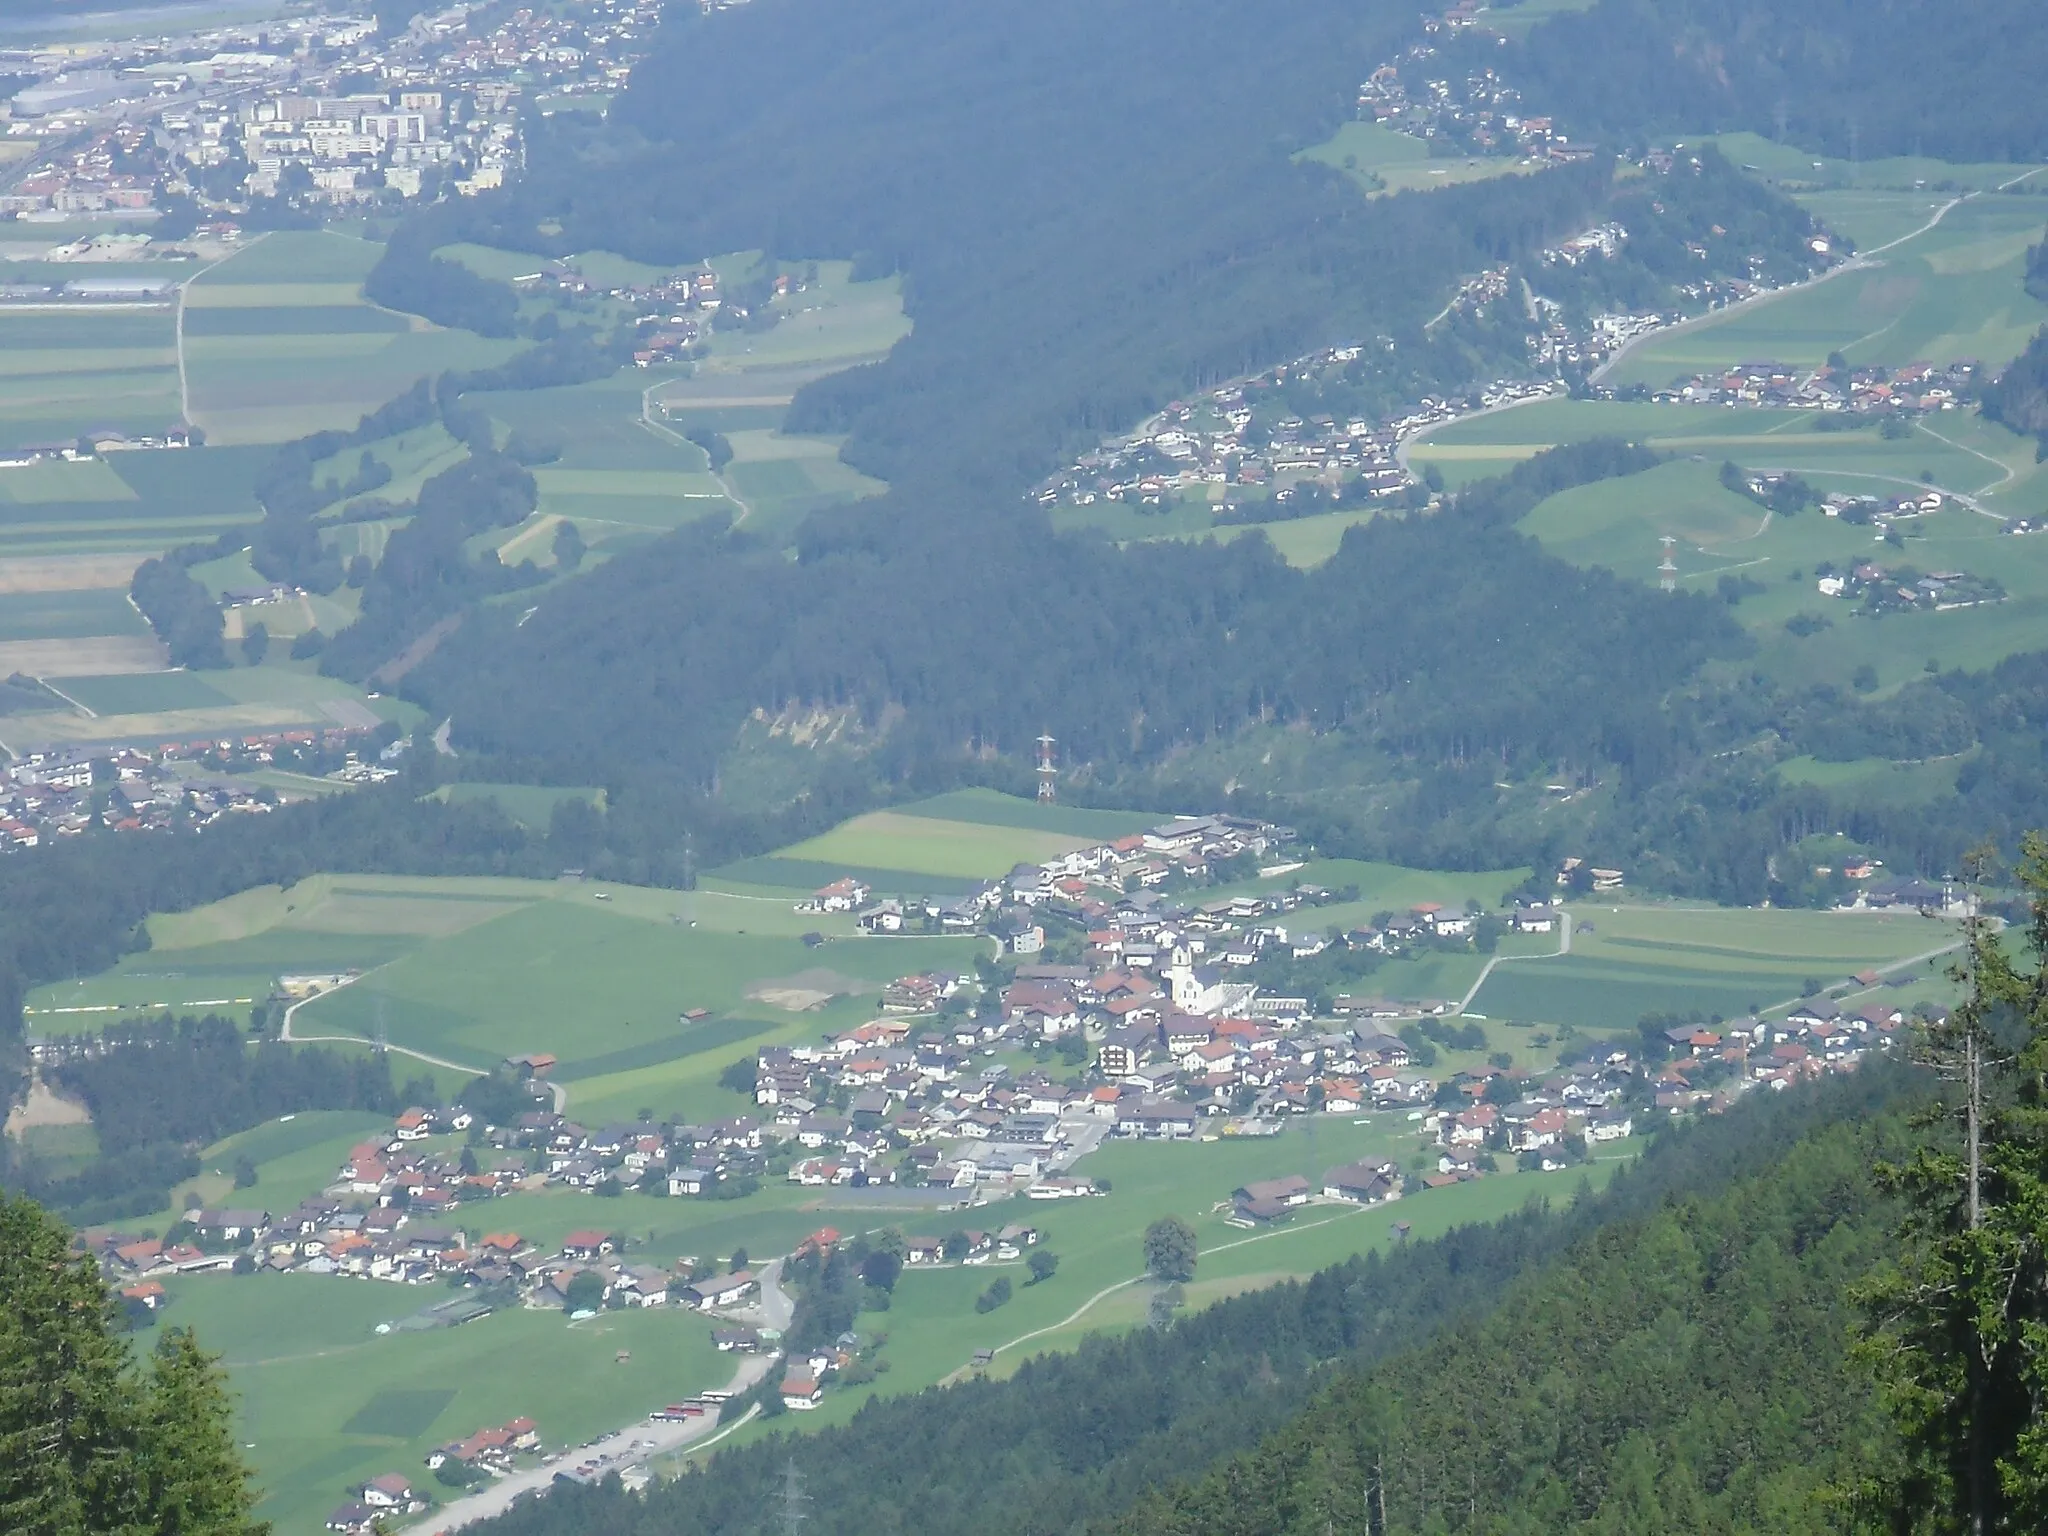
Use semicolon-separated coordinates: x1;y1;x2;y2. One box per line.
1143;1216;1198;1285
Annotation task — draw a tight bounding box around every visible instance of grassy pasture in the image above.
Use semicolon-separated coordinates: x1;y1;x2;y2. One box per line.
777;810;1109;880
1604;195;2048;389
1505;448;2048;688
55;669;232;714
1298;121;1550;199
1776;754;1964;804
0;588;149;641
1469;903;1945;1029
429;781;603;827
160;1271;726;1536
896;787;1154;839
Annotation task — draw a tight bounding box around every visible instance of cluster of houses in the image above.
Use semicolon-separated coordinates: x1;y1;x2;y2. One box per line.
1814;559;2004;616
1651;358;1976;414
322;1418;542;1532
0;120;157;217
1356;46;1582;162
1649;994;1914;1101
0;724;388;853
1;0;677;222
1032;182;1825;523
811;813;1298;930
84;1149;771;1321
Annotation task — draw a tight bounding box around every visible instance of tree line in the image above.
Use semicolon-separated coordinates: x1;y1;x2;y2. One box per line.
2;1015;422;1226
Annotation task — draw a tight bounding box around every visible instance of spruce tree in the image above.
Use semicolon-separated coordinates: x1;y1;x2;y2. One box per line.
1855;835;2048;1533
0;1190;267;1536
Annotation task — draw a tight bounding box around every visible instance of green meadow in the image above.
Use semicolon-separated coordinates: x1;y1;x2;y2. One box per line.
1495;447;2048;690
1603;193;2048;389
184;231;519;445
1298;121;1552;199
1469;903;1946;1029
0;305;180;450
158;1271;726;1536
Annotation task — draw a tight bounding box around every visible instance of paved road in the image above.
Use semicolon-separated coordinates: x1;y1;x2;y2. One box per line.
417;1351;777;1534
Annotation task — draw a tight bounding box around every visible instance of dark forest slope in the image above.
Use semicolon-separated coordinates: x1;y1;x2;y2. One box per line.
1505;0;2048;161
1110;1106;1905;1534
394;0;1616;497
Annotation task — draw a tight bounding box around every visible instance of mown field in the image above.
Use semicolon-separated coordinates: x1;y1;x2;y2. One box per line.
1604;191;2048;389
1298;121;1552;198
712;789;1155;895
1469;903;1947;1029
183;230;518;445
0;303;181;451
157;1266;726;1536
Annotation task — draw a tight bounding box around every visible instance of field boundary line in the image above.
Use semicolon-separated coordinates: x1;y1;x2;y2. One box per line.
36;676;97;717
177;231;269;427
640;381;752;522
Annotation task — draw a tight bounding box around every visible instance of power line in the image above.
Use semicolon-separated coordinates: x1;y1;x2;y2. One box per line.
777;1459;809;1536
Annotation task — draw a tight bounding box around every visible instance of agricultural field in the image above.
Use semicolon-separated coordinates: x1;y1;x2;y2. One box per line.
1603;192;2048;389
711;789;1154;895
1468;903;1949;1031
183;230;519;445
156;1266;726;1536
1298;121;1552;198
1697;132;2048;198
0;303;182;451
0;657;386;755
1498;451;2048;691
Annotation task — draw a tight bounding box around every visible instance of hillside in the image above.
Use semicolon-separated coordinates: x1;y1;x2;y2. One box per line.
426;1069;1912;1536
1112;1110;1902;1533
